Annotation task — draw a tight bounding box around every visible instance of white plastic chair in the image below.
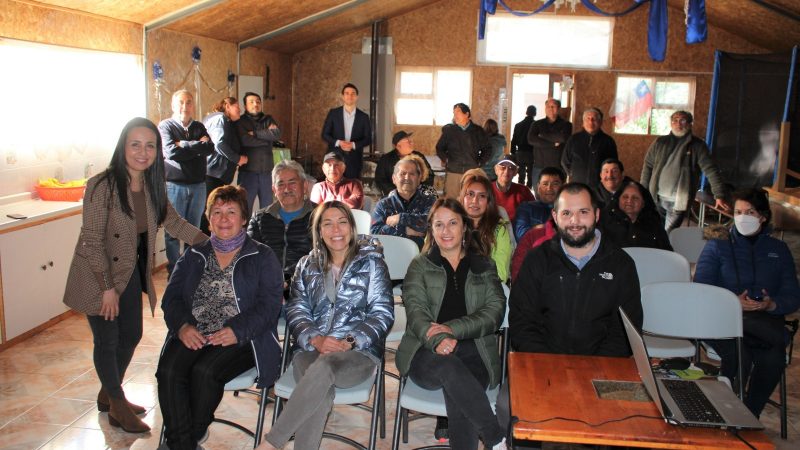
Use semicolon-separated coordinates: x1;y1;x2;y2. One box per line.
623;247;694;358
374;235;420;296
352;208;373;236
641;281;745;398
623;247;691;285
391;285;510;449
669;226;706;264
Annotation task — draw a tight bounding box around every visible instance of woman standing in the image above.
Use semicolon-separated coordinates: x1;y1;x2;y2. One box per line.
480;119;507;181
63;117;207;433
396;198;507;450
157;185;283;449
257;201;393;450
201;97;247;233
459;169;513;282
695;188;800;416
598;180;672;250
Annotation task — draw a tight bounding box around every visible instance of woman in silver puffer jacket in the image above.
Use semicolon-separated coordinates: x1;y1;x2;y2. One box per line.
259;200;394;450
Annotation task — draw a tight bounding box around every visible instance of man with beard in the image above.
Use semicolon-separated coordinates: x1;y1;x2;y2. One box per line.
509;183;642;356
496;183;642;443
370;155;436;249
641;110;728;232
237;91;281;212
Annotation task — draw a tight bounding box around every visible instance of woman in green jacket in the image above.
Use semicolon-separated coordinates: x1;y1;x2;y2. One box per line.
459;169;513;283
396;198;507;450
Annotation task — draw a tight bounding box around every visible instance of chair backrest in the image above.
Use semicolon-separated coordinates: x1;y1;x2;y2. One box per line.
641;281;742;339
623;247;690;285
374;235;419;281
351;208;372;235
361;195;375;214
669;226;706;264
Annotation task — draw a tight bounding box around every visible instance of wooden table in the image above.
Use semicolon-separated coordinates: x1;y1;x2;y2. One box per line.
509;352;774;449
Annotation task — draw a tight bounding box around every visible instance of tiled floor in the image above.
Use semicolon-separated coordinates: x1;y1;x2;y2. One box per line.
0;268;798;449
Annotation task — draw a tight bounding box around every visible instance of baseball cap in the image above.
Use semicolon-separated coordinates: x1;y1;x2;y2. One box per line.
392;130;413;146
496;155;518;168
323;151;344;163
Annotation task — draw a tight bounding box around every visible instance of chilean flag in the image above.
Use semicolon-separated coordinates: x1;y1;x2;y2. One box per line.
613;80;654;126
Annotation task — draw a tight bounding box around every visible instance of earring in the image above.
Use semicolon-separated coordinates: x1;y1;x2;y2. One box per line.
461;237;465;248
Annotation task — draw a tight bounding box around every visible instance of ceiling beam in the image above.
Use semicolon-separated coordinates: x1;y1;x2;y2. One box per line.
239;0;370;50
751;0;800;22
144;0;227;32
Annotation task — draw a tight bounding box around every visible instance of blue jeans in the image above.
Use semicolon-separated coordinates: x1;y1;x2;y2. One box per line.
166;181;205;272
238;171;272;213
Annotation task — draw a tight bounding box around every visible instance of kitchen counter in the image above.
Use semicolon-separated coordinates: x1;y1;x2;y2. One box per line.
0;197;83;233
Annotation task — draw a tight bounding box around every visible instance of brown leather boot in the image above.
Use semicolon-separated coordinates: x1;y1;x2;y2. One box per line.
97;387;146;415
108;397;150;433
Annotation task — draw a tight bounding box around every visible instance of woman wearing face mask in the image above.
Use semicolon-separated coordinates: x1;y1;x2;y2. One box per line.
694;188;800;417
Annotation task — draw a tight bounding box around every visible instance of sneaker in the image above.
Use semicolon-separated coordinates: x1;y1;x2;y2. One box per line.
434;416;449;442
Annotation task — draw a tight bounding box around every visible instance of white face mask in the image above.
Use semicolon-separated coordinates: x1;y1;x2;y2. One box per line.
734;214;761;236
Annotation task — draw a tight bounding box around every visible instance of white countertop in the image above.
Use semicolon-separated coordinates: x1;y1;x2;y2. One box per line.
0;198;83;233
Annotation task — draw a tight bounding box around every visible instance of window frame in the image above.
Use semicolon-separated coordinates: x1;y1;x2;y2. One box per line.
613;74;697;136
394;66;473;126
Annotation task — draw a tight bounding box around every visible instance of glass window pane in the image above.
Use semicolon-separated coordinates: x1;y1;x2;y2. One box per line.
655;81;690;105
396;99;434;125
480;14;612;68
435;70;471;126
400;71;433;95
650;108;675;135
612;77;653;135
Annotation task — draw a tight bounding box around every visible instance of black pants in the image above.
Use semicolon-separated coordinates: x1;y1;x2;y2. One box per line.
709;338;785;417
408;341;504;450
156;338;255;450
200;176;228;234
516;152;534;188
86;263;143;400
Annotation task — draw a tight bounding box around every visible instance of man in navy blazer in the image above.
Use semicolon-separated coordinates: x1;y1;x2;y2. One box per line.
321;83;372;179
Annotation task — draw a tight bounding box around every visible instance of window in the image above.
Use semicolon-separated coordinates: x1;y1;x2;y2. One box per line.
478;13;613;68
395;68;471;126
612;76;696;135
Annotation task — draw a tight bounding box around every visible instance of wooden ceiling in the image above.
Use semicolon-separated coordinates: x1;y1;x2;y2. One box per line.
22;0;800;54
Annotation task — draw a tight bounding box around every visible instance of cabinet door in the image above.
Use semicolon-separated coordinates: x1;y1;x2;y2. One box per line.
0;215;81;340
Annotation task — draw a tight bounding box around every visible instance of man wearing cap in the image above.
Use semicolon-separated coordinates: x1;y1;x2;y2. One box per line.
528;98;573;186
374;130;434;196
310;151;364;209
321;83;372;179
435;103;491;198
371;155;437;249
491;155;534;223
510;105;537;188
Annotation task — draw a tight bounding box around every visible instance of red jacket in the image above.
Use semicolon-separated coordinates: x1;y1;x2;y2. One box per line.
510;219;556;282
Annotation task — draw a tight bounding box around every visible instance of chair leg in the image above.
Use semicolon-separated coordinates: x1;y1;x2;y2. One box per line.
391;377;406;450
368;369;381;450
402;407;409;443
272;394;283;426
254;386;269;448
379;369;386;439
780;371;788;440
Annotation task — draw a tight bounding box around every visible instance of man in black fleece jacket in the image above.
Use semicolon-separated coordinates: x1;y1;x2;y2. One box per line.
560;107;617;185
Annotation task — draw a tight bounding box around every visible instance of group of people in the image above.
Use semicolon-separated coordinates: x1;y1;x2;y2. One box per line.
60;83;798;450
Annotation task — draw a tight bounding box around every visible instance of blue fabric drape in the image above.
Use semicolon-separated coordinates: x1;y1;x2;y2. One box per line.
579;0;647;16
647;0;668;62
685;0;708;44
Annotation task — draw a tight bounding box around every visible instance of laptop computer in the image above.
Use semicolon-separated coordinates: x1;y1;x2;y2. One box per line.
619;307;763;430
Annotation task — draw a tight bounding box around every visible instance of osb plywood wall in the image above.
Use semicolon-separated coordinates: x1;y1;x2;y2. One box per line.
239;47;293;149
145;29;237;124
0;0;140;53
292;0;766;181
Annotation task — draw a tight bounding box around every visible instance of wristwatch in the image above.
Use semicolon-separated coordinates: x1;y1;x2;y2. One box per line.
345;334;356;350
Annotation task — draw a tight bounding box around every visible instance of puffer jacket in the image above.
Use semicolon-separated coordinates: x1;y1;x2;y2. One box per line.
598;180;672;251
287;236;394;362
161;236;284;388
396;248;505;388
695;225;800;316
248;200;316;277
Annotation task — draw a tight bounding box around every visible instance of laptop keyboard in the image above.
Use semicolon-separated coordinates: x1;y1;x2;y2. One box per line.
661;379;725;423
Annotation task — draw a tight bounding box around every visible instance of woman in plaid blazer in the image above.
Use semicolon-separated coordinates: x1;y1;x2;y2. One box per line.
63;117;206;433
